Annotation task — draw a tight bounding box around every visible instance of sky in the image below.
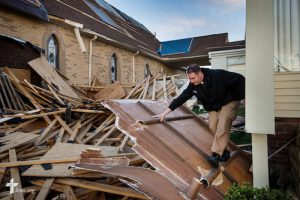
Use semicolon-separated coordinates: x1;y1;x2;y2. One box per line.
106;0;246;42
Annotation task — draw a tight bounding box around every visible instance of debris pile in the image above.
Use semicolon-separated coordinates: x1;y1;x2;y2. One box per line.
0;57;182;199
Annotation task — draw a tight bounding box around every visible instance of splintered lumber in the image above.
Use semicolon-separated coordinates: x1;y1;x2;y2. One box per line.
54;178;147;199
63;185;77;200
28;57;78;98
9;149;24;200
82;114;115;144
0;132;39;154
3;67;42;109
22;143;118;177
47;84;65;105
0;157;80;168
54;115;75;136
31;180;65;193
6;118;38;134
35;178;54;200
34;119;58;146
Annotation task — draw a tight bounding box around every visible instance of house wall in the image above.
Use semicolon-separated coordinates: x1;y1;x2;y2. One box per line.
0;7;171;86
274;72;300;118
209;49;246;76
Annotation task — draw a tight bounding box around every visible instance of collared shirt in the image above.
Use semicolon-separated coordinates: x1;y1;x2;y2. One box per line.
168;68;245;112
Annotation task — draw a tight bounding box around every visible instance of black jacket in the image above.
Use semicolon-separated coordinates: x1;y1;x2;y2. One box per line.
168;68;245;112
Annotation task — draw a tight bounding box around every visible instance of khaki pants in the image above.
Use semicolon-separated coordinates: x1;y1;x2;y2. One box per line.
208;101;240;155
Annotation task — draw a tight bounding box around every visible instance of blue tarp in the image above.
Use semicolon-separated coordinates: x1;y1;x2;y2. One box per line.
159;38;193;56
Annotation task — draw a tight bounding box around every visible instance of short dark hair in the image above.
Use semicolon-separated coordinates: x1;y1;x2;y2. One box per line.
186;64;202;74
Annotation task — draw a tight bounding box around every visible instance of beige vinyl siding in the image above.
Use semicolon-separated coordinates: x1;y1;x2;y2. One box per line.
274;72;300;118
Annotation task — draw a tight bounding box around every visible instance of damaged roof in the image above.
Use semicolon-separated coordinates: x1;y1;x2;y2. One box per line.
43;0;243;60
44;0;160;53
78;99;253;199
0;0;48;21
1;0;245;62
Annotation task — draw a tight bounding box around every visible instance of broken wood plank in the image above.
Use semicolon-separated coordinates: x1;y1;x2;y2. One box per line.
94;82;126;100
56;127;65;144
0;132;39;154
22;143;118;177
0;157;80;168
68;120;82;143
9;149;24;200
63;185;77;200
54;115;75;136
95;126;116;146
47;84;65;105
3;67;51;124
35;119;58;146
28;57;78;98
35;178;54;200
54;178;147;199
6;118;38;134
82;114;115;144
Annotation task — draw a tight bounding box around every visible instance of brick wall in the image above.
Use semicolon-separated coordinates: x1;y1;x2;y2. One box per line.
0;7;172;86
268;118;300;191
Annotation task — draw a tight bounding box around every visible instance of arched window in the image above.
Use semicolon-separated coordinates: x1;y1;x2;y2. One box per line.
111;54;117;83
47;35;59;69
144;63;152;78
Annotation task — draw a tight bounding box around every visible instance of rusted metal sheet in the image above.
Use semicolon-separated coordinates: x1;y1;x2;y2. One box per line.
102;100;252;199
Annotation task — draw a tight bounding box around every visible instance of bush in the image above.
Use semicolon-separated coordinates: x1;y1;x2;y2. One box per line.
225;183;292;200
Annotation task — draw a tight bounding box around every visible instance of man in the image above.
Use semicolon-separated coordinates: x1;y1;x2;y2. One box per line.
153;64;245;167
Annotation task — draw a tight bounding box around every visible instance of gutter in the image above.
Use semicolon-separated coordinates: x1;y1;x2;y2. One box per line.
88;35;97;85
132;51;140;84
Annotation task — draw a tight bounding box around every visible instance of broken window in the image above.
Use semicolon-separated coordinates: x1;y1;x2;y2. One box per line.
111;54;117;83
47;35;59;69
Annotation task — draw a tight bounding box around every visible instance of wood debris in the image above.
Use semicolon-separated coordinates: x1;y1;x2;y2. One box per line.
0;58;181;199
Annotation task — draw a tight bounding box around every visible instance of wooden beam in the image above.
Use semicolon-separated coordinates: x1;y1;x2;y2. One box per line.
35;119;58;146
35;178;54;200
55;179;147;199
63;185;77;200
54;115;75;136
6;118;38;134
0;157;79;168
9;149;24;200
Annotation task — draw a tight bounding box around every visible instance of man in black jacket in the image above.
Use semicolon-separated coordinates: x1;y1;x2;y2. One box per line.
154;64;245;167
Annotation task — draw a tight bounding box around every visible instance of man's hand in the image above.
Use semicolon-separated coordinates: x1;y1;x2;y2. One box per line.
152;108;172;122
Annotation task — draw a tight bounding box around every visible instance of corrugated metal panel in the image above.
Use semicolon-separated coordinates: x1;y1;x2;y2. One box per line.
274;72;300;118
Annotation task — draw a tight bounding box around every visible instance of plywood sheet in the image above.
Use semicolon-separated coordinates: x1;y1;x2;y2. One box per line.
0;132;38;153
22;143;118;177
28;57;78;98
94;82;126;100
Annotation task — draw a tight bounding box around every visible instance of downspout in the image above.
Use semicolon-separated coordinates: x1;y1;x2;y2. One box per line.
132;51;139;85
74;27;87;53
88;35;97;85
